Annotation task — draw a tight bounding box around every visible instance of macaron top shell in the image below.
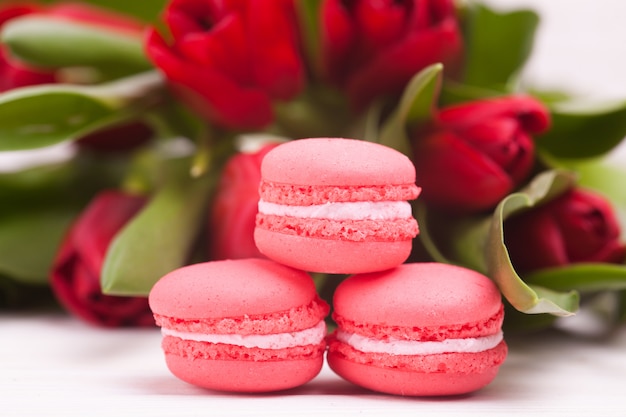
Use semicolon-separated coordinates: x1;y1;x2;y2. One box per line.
260;138;416;186
333;263;503;339
149;259;317;319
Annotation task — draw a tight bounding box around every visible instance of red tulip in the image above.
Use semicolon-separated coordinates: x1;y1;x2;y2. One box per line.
505;188;626;273
319;0;462;108
413;96;550;212
209;143;280;260
51;190;154;327
145;0;305;130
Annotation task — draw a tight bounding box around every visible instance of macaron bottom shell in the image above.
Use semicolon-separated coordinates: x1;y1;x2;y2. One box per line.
254;228;412;274
327;340;508;396
165;353;324;393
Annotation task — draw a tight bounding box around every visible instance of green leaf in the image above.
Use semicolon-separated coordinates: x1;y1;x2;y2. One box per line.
462;3;539;90
0;71;165;151
295;0;324;80
378;63;443;156
101;159;216;296
538;100;626;158
439;79;504;106
525;263;626;293
2;16;151;79
71;0;166;22
414;201;489;272
486;169;580;316
0;205;78;285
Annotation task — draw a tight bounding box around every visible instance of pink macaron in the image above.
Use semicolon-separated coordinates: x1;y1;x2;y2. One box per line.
327;263;508;396
254;138;421;274
149;258;329;392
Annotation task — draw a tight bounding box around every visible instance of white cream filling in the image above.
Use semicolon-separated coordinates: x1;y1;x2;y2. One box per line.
337;330;503;355
162;320;326;350
258;200;412;221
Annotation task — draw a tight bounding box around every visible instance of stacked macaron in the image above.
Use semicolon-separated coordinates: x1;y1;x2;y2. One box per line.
254;138;421;273
327;263;507;396
148;137;507;396
149;259;329;392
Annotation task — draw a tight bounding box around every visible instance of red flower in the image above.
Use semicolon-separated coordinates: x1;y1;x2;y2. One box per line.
209;143;279;260
320;0;462;108
51;190;154;327
413;96;550;212
145;0;305;130
505;188;626;273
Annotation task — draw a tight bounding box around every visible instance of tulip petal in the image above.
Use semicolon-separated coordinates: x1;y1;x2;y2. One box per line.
247;0;304;100
320;0;356;83
353;0;406;52
346;19;462;108
414;131;513;211
0;49;56;92
72;191;146;276
177;13;251;85
146;28;272;129
165;0;218;39
505;209;570;271
439;96;550;134
486;169;580;316
210;144;279;260
461;118;535;184
0;4;41;25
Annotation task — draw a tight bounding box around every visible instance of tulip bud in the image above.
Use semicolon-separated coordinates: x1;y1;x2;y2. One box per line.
145;0;305;130
413;96;550;212
50;190;154;327
505;188;626;273
209;143;280;260
319;0;462;109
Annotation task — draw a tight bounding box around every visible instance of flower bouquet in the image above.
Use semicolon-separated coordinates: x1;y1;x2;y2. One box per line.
2;0;626;338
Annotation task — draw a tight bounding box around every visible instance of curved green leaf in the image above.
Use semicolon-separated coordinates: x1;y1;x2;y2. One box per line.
0;71;165;151
2;16;151;79
378;63;443;156
538;100;626;158
486;169;580;316
414;201;489;272
462;3;538;90
101;159;215;296
525;263;626;293
0;87;121;150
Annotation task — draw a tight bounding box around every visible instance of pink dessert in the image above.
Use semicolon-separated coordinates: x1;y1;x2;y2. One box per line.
327;263;508;396
148;259;329;392
254;138;421;274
